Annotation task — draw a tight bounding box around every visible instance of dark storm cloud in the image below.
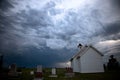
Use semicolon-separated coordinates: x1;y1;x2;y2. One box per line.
19;10;53;27
0;0;111;50
0;6;53;51
0;0;14;11
95;40;120;56
0;0;72;67
0;0;120;67
102;21;120;39
4;46;75;67
111;0;120;9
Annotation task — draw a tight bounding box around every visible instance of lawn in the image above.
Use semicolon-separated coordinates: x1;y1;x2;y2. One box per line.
3;68;120;80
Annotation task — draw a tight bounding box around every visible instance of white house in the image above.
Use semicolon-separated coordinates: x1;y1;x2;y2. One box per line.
70;45;104;73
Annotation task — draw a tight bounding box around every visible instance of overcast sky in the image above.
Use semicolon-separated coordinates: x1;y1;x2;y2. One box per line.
0;0;120;67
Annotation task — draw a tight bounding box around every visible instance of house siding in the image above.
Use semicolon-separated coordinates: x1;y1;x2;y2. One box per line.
72;58;80;72
80;48;104;73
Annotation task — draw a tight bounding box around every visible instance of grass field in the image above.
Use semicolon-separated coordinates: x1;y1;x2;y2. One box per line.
20;68;120;80
1;68;120;80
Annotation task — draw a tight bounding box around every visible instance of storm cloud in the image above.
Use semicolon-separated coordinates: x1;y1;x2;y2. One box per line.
0;0;120;67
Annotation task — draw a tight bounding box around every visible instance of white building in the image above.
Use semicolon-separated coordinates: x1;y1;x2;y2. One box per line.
70;45;104;73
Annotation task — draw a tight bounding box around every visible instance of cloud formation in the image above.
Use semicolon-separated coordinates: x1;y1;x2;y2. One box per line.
0;0;120;67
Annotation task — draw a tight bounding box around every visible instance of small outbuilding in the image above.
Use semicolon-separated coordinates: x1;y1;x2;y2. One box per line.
70;45;104;73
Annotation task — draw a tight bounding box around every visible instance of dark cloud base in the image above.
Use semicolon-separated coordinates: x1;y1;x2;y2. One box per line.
2;46;76;67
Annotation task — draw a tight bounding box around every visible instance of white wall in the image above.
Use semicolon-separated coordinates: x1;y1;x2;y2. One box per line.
71;58;80;72
76;58;80;72
71;59;74;69
80;48;104;73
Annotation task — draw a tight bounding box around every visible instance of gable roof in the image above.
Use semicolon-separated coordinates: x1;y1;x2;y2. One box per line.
70;45;103;61
89;46;103;56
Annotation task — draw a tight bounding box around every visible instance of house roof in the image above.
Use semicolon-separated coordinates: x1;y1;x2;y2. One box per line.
70;45;103;61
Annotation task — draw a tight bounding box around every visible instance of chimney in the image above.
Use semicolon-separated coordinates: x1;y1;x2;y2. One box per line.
77;43;82;49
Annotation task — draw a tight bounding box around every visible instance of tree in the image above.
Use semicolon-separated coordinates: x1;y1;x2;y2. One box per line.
107;55;119;71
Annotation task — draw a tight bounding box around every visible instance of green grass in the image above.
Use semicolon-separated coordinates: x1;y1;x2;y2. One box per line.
20;68;35;80
8;68;120;80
